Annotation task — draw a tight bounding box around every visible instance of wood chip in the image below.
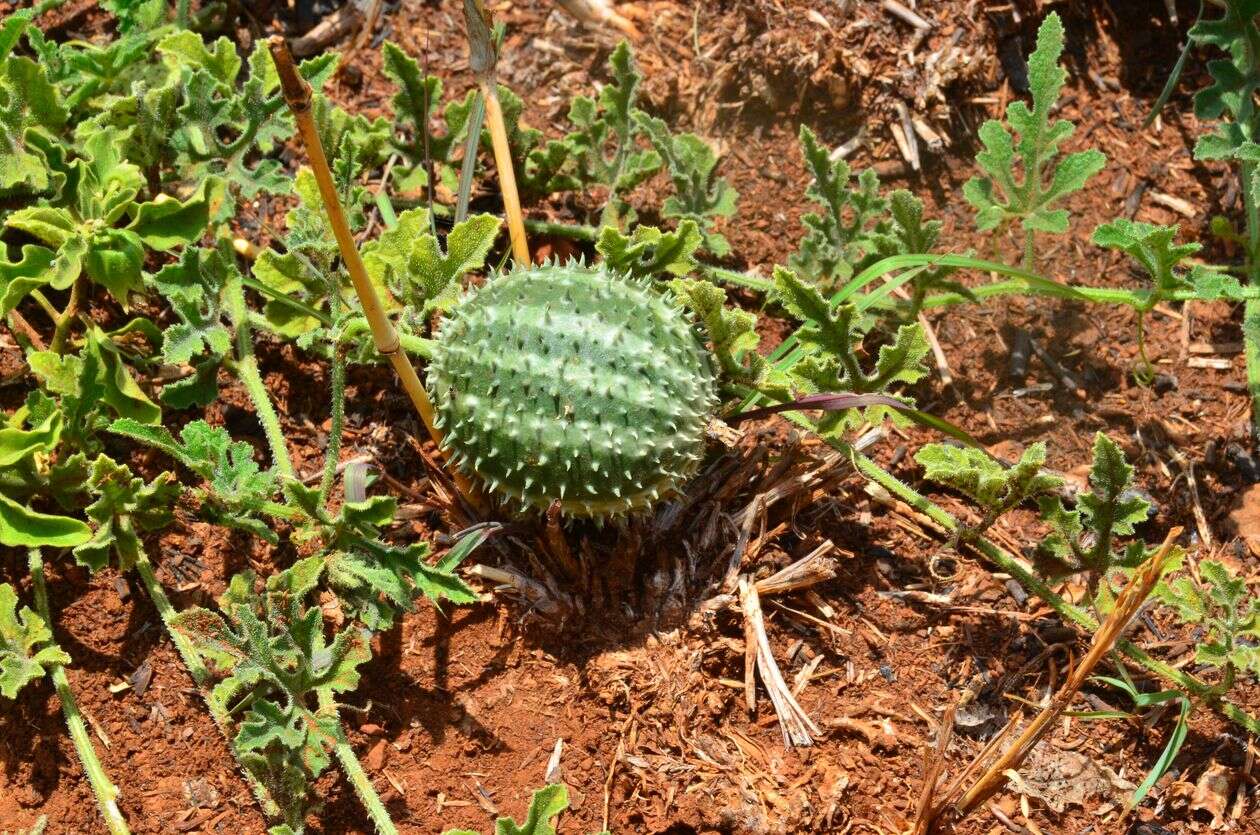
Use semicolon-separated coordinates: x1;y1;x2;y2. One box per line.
882;0;932;30
1149;190;1197;218
1189;341;1243;355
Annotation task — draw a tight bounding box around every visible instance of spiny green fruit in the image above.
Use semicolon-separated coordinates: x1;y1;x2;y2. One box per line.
426;262;718;517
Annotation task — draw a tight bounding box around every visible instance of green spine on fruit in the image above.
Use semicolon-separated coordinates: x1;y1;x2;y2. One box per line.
426;262;718;517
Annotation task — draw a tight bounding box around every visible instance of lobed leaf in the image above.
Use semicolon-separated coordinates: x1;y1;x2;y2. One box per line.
0;583;71;699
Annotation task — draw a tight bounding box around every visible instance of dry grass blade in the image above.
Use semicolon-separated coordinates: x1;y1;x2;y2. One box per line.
921;527;1183;830
740;577;822;747
754;541;838;596
268;35;485;511
910;704;955;835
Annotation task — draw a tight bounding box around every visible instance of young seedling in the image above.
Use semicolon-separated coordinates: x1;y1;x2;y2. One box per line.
963;12;1105;270
0;395;91;548
1091;219;1246;382
1036;433;1154;600
789;125;888;288
442;784;611;835
173;558;379;835
635;113;738;257
2;127;214;329
1076;662;1191;809
1154;559;1260;696
768;266;930;435
915;441;1062;547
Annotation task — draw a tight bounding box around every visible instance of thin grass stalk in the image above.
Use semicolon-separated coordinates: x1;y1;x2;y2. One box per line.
454;90;486;223
473;78;529;261
461;0;529;263
27;550;130;835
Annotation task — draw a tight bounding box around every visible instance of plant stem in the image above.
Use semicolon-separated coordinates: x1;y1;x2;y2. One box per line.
132;552;282;817
226;274;294;480
28;289;61;326
132;555;207;680
48;277;84;355
318;690;398;835
339;318;434;358
706;266;775;294
27;550;131;835
319;340;348;506
1242;155;1260;438
521;218;599;241
1022;227;1036;274
920;278;1154;309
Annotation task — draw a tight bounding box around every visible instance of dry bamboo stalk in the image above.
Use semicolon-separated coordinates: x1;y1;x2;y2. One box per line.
267;37;483;505
944;527;1183;822
464;0;530;264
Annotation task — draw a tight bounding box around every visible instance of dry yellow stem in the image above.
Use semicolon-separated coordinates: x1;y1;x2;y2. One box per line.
267;37;482;506
483;84;531;265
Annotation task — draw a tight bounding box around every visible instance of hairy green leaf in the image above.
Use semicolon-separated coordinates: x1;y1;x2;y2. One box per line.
963;13;1105;242
0;583;70;699
916;441;1061;519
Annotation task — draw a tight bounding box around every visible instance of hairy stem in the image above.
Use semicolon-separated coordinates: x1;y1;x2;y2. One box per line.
48;277;84;355
319;340;348;506
1243;153;1260;439
28;289;61;326
339;318;434;359
1246;300;1260;441
226;274;294;480
706;266;775;294
27;550;131;835
521;217;598;241
132;549;281;817
318;690;398;835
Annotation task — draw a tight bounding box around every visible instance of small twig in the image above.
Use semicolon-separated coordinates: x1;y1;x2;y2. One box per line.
740;577;821;747
1028;336;1086;399
829;128;865;162
268;35;484;509
468;563;575;618
754;541;838;596
882;0;932;31
894;100;921;171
